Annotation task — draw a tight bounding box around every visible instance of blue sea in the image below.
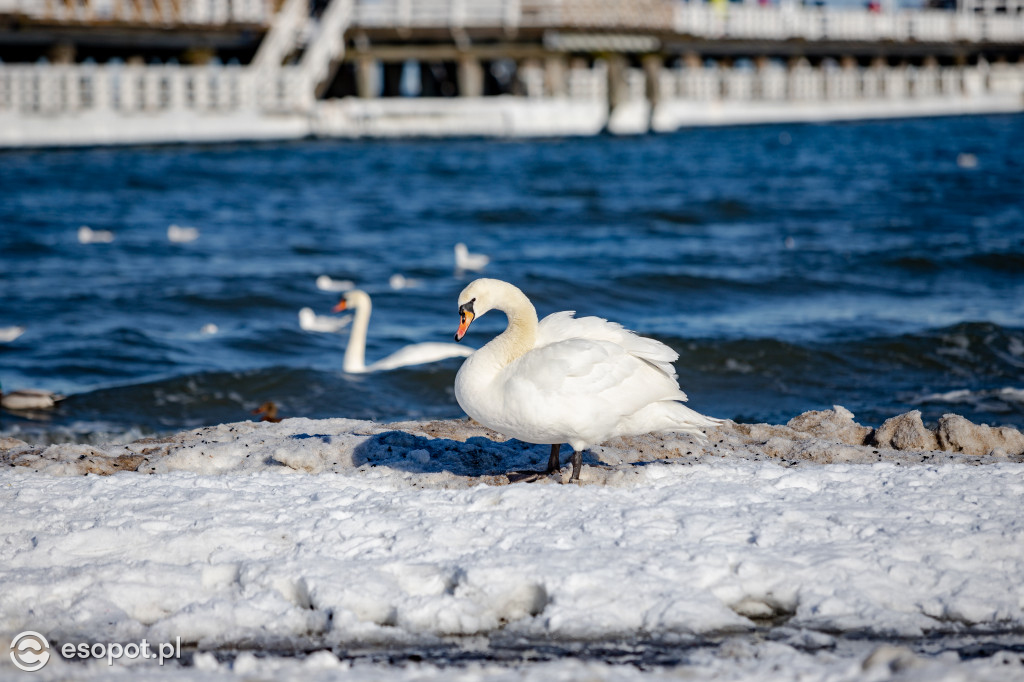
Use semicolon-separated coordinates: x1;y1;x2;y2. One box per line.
2;115;1023;442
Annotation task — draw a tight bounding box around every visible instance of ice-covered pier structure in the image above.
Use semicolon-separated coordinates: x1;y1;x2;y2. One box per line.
1;0;1023;145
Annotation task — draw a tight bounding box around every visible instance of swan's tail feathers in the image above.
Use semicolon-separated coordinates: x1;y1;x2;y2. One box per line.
623;400;723;441
664;402;723;440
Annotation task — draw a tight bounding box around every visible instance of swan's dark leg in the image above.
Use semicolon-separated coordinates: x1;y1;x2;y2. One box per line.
545;444;561;474
570;450;583;482
507;444;563;483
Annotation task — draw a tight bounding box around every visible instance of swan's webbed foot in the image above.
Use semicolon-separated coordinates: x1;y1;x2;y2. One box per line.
507;445;563;483
507;470;547;483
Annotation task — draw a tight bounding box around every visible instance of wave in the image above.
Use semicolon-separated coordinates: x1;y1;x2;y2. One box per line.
882;250;1024;274
1;362;469;444
911;387;1024;414
667;321;1024;428
4;322;1023;445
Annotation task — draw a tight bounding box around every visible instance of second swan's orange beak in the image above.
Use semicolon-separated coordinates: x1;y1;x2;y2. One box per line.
455;310;474;342
332;299;348;313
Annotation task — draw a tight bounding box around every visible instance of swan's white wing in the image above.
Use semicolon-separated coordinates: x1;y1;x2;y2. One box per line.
537;311;680;382
368;342;474;372
498;337;688;446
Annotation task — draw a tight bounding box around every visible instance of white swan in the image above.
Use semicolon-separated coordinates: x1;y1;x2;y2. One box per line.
1;381;65;411
332;290;473;373
0;326;25;343
455;243;489;272
77;226;114;244
389;273;422;290
316;275;355;292
453;278;720;482
168;224;200;243
299;307;351;333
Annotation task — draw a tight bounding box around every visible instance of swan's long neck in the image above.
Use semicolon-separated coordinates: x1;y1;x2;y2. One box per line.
344;298;372;373
486;286;538;368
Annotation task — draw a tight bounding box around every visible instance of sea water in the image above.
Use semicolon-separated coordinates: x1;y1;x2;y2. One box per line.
1;114;1023;440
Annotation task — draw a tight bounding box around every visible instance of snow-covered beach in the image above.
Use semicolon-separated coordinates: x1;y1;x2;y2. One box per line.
2;408;1023;680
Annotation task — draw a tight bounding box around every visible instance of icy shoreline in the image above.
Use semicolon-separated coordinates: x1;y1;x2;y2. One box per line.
2;408;1023;680
4;405;1023;478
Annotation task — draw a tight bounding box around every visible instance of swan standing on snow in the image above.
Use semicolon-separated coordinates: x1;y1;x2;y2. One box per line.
455;243;489;272
453;279;720;482
332;290;473;374
1;381;65;411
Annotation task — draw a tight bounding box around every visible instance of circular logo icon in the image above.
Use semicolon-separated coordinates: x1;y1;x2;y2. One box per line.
10;631;50;672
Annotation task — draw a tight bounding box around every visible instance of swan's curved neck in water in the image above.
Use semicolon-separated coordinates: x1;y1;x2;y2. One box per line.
344;295;372;373
486;284;539;367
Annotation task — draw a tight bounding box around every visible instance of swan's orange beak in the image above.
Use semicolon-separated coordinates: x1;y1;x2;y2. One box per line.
332;299;348;313
455;310;474;342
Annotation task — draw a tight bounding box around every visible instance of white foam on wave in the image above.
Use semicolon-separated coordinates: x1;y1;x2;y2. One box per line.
912;387;1024;412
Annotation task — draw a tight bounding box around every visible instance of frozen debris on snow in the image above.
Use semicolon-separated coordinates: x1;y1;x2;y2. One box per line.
2;407;1021;479
936;413;1024;456
786;405;873;445
874;410;939;451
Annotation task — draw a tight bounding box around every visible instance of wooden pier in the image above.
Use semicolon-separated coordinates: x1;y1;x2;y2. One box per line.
1;0;1023;146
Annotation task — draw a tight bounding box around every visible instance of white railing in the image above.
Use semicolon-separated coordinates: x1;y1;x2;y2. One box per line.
673;5;1024;43
339;1;1024;44
353;0;521;29
655;62;1024;104
0;57;617;118
3;0;1024;41
0;62;287;114
568;61;607;100
0;0;274;25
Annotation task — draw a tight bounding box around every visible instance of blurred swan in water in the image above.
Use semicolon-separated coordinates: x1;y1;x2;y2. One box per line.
0;326;25;343
455;243;489;272
389;273;422;290
1;381;65;411
332;290;472;374
299;307;351;333
168;225;200;243
316;275;355;292
453;278;720;482
78;226;115;244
